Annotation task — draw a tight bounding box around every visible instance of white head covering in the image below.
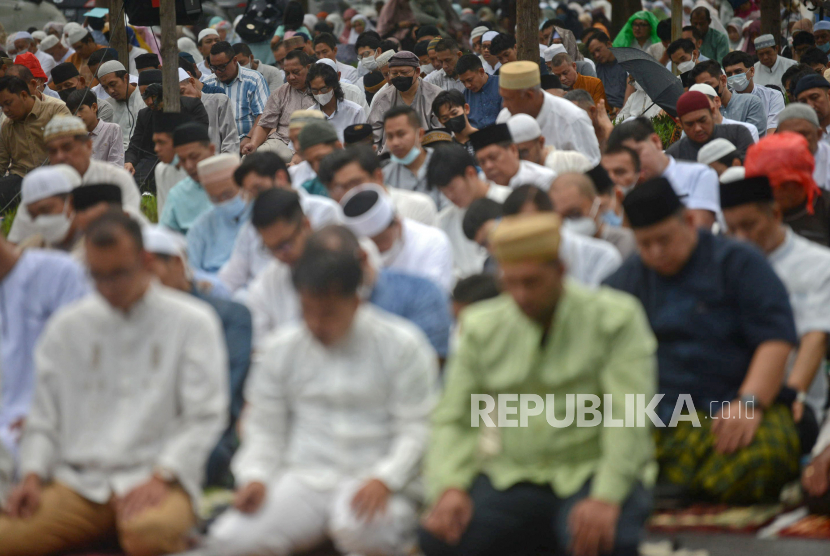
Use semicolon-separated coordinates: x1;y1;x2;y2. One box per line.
326;13;345;39
543;43;567;62
178;67;191;82
97;60;126;79
39;35;60;52
507;114;542;143
21;166;78;205
67;27;90;46
471;26;489;40
31;31;47;42
348;14;376;45
303;14;318;30
198;28;220;43
43;115;88;143
697;138;737;165
341;184;396;238
316;58;338;72
689;83;718;97
14;31;34;42
376;49;395;68
482;31;499;43
143;225;187;258
816;21;830;32
719;166;746;184
177;37;203;64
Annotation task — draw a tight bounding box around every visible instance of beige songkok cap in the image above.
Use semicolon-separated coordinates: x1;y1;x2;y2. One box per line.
499;61;541;90
197;153;241;187
490;213;562;263
44;115;88;143
289;109;326;130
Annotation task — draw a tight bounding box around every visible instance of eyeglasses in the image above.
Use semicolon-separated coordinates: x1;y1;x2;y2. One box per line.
389;70;416;78
632;22;651;28
310;85;332;95
209;59;235;72
267;222;303;255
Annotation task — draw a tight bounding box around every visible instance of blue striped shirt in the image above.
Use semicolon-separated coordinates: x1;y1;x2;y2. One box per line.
203;64;270;139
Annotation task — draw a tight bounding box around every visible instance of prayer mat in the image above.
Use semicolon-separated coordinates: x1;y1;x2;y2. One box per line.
655;404;800;504
647;503;784;534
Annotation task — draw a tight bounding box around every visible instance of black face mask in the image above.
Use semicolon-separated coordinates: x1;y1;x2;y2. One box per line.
445;114;467;133
391;76;414;92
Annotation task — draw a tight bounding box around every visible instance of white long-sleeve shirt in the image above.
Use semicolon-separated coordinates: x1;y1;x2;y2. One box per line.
233;304;438;492
383;218;454;292
19;283;229;504
497;91;601;166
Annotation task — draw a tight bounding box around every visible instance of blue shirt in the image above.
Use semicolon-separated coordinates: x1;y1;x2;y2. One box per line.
203;64;270;138
465;73;503;129
721;91;768;137
201;82;225;95
187;199;252;274
192;286;252;485
596;61;628;108
603;231;797;421
160;176;213;234
370;269;451;358
0;250;88;448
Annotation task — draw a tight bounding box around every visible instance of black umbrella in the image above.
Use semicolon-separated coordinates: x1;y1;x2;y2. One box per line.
610;47;684;118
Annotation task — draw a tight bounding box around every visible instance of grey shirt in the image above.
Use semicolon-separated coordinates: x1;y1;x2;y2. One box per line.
666;124;755;163
382;148;448;210
721;91;768;137
201;92;241;154
368;79;443;153
600;225;637;259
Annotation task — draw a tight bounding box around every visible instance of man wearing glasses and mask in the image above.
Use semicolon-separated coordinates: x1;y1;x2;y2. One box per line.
367;51;443;154
201;41;270;155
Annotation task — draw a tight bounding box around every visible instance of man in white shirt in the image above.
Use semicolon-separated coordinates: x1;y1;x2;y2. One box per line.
219;153;342;294
723;51;785;134
427;144;511;278
318;145;437;226
776;104;830;192
97;60;148;151
495;61;601;166
341;184;454;291
607;117;721;229
0;211;228;556
722;176;830;431
193;227;437;556
469;123;557;191
754;34;798;88
312;32;359;83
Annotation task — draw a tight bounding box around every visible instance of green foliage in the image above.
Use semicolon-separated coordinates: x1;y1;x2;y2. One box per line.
141;193;158;223
1;206;16;237
651;113;680;150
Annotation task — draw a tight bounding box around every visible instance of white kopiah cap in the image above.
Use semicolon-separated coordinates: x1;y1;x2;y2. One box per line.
697;138;737;165
21;166;79;205
507;114;542;143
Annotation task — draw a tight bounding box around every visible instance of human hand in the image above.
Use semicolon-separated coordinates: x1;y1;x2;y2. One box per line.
6;474;42;518
803;448;830;497
234;481;267;514
240;141;256;156
711;400;763;454
567;498;620;556
124;162;135;176
116;475;170;521
350;478;390;522
421;488;474;545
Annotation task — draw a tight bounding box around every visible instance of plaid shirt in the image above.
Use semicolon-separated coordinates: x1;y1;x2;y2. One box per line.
203;64;270;139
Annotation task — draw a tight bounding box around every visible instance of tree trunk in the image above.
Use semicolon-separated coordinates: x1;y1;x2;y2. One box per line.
515;0;539;62
760;0;781;45
160;0;181;113
610;0;642;38
672;0;683;42
108;0;129;69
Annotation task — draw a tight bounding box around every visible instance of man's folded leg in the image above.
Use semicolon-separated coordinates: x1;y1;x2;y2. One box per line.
0;482;116;556
116;485;196;556
418;475;554;556
256;136;294;163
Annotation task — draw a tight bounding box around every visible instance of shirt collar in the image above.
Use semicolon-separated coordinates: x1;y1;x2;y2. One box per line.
90;118;105;136
768;226;796;264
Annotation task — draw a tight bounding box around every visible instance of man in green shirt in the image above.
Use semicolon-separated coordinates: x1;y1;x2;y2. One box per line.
419;213;658;556
691;7;729;63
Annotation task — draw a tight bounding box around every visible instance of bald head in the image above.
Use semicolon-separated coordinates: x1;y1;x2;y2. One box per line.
550;173;598;219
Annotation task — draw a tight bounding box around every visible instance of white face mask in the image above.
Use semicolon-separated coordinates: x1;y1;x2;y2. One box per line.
678;60;696;73
358;55;378;76
33;203;72;246
314;90;334;106
420;63;435;75
379;236;404;266
562;197;600;237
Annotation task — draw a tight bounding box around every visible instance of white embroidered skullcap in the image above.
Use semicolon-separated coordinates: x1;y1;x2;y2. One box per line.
471;26;489;40
507;114;542;143
67;27;90;46
21;165;79;205
315;57;338;72
340;184;396;238
719;166;746;184
482;31;499;43
43;115;88;143
376;49;395;68
697;138;737;166
97;60;126;78
143;225;186;257
198;28;220;42
543;43;567;62
197;153;241;187
38;35;59;51
689;83;718;98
